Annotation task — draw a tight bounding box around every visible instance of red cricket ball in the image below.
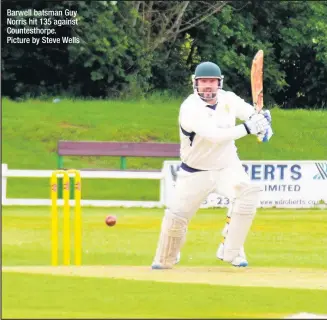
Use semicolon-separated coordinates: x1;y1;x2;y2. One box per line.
105;215;117;227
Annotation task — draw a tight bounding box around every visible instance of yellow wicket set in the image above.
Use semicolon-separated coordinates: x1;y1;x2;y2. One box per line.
51;169;82;266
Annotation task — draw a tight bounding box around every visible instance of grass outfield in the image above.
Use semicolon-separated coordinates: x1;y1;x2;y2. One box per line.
4;273;326;318
3;207;327;318
2;97;327;200
2;98;327;317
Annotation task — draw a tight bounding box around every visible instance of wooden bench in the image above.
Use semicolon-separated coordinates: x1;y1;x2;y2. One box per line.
57;140;180;170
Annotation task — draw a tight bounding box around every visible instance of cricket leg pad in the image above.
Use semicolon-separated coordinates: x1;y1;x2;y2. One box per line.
217;206;246;260
222;183;261;262
151;210;188;269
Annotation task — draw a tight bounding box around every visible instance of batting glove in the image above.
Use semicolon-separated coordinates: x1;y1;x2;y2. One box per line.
243;111;270;135
257;110;273;142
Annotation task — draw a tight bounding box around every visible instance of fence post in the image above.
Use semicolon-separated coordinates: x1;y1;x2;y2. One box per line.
2;163;8;205
120;156;127;170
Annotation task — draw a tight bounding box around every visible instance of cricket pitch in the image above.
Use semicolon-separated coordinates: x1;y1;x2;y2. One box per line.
3;266;327;290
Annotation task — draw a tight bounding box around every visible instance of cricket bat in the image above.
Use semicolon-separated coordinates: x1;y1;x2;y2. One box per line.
251;49;264;112
251;49;270;142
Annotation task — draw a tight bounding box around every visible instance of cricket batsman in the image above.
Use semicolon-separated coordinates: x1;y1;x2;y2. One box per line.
152;61;273;269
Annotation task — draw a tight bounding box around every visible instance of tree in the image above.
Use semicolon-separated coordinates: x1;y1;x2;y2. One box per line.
2;0;326;108
2;0;73;98
277;1;327;108
186;1;327;108
65;0;153;97
129;1;229;94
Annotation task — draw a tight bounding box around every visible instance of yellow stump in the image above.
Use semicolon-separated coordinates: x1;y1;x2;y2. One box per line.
51;172;59;266
69;170;82;266
63;172;70;266
51;169;82;266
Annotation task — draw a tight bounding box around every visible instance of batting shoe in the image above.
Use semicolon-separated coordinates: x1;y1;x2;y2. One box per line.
216;243;248;267
151;263;173;269
151;252;181;269
151;253;180;269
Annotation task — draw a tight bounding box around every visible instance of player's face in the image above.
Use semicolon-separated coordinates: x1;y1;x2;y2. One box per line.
197;78;219;102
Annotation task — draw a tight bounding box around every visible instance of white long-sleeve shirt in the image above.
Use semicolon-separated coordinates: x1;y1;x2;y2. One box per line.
179;90;255;170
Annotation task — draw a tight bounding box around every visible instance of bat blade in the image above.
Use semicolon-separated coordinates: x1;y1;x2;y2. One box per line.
251;49;264;112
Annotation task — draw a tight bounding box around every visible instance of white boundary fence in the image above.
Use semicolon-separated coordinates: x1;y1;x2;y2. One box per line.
2;161;327;208
2;163;164;208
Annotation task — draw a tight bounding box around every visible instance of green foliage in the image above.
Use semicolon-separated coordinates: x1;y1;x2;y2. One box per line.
278;2;327;108
67;1;152;98
2;1;327;108
2;0;73;98
154;1;327;108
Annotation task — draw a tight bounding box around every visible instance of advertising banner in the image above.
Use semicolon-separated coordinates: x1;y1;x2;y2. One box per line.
161;161;327;208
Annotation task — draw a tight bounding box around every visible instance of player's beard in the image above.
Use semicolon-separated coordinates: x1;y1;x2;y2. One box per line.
199;89;217;102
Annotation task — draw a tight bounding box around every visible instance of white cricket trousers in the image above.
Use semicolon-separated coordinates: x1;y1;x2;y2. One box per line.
169;161;254;221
